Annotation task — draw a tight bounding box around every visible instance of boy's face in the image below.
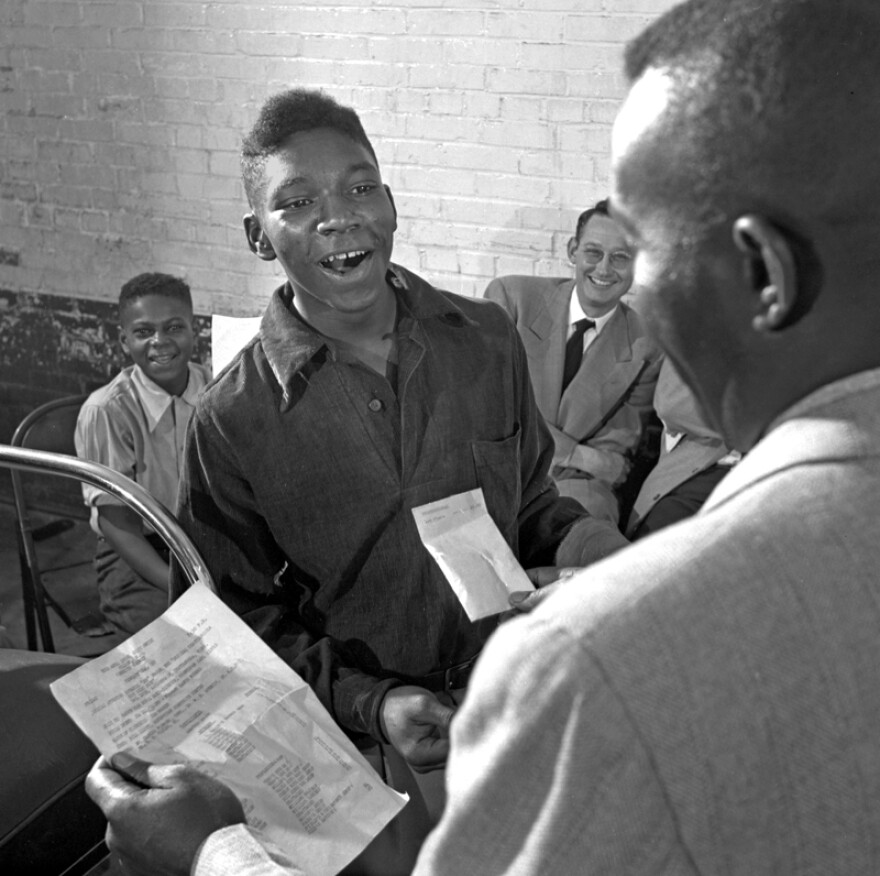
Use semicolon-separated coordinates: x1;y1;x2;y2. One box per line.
119;294;195;396
243;127;398;320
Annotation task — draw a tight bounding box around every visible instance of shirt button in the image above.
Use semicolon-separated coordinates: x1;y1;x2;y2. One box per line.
368;398;384;412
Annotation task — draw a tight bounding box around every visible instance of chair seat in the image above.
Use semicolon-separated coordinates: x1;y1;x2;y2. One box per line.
0;648;106;873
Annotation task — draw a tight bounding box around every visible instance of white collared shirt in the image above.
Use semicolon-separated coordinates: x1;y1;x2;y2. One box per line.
74;361;210;533
567;286;617;355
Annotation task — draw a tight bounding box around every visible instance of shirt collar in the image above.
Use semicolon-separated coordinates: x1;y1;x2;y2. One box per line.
130;362;205;432
260;263;476;401
569;286;617;335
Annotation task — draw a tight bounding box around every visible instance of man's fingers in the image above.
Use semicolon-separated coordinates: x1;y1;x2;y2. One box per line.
526;566;561;587
109;751;156;788
408;736;451;773
509;590;542;612
85;757;129;809
428;699;456;731
526;566;582;587
109;751;190;791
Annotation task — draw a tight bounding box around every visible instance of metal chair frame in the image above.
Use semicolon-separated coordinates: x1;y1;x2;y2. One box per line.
3;441;215;651
9;395;89;651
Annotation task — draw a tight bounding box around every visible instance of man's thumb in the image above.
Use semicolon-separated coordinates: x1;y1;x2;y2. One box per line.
431;699;456;732
110;751;153;787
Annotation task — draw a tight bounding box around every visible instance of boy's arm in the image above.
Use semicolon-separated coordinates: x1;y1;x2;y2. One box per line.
75;398;169;586
97;505;170;589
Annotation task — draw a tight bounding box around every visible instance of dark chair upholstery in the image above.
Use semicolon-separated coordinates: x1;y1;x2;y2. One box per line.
0;648;106;874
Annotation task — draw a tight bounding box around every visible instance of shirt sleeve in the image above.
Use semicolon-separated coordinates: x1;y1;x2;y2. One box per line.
548;421;629;483
74;400;134;508
412;612;696;876
194;825;307;876
566;348;664;489
174;405;401;743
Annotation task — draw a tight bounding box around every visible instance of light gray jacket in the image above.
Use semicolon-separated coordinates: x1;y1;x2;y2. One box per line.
418;367;880;875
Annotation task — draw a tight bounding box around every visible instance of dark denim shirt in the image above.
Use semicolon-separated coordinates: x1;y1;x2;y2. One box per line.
176;265;586;743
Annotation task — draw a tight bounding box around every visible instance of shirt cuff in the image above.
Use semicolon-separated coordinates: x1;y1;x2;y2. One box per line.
195;824;307;876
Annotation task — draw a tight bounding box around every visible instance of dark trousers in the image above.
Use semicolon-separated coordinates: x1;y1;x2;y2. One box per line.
631;463;730;541
94;534;169;635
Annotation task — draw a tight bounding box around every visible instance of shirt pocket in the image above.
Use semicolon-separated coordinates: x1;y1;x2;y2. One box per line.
471;425;522;544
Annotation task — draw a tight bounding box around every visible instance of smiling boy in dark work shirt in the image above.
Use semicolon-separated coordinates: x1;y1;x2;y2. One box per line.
173;87;626;873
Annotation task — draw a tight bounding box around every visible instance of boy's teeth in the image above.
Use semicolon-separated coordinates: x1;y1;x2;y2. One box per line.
325;250;365;263
320;249;370;272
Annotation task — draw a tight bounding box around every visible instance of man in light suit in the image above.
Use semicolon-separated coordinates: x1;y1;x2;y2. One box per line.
625;357;740;539
85;0;880;873
484;200;663;525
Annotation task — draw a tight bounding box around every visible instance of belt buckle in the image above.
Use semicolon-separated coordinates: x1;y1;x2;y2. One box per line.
442;665;456;692
443;658;471;692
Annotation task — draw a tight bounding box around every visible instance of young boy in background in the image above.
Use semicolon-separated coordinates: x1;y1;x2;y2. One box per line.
75;272;210;637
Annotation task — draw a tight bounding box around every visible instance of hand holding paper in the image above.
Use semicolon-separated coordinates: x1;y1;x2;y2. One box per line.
86;753;247;876
412;488;534;620
51;586;406;876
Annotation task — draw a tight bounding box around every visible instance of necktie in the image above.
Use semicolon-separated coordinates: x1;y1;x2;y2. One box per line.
561;318;594;391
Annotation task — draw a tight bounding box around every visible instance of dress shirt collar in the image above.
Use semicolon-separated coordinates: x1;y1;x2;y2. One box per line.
130;362;206;432
260;263;476;402
568;285;617;335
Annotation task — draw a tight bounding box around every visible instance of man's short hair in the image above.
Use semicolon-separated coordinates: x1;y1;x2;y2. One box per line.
622;0;880;230
240;88;378;210
574;198;611;242
119;272;192;318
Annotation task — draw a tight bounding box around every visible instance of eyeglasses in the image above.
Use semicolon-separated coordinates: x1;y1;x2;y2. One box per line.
579;247;634;270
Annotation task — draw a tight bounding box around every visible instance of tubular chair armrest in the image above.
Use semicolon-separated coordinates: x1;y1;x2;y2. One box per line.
0;445;215;594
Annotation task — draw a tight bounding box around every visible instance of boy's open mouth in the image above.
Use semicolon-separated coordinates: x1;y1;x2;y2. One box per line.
319;249;370;275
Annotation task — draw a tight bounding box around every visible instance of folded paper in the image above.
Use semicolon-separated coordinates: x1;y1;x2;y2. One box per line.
51;586;406;876
413;487;534;620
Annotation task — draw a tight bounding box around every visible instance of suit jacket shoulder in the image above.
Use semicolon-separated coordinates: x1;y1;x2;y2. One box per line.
483;275;571;334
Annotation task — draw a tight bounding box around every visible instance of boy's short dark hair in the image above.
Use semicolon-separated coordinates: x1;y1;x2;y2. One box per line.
240;88;378;210
119;272;192;318
573;198;610;243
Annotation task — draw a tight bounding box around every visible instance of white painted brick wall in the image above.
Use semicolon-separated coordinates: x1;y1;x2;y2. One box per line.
0;0;679;314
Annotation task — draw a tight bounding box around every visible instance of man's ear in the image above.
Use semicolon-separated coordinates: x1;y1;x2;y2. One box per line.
243;213;276;262
566;236;578;264
118;326;130;356
732;214;798;332
384;185;398;231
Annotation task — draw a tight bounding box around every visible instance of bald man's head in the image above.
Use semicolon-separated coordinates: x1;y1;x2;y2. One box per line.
611;0;880;451
622;0;880;236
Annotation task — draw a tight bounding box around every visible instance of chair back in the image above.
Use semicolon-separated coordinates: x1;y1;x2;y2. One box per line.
10;396;88;652
11;394;87;455
11;395;89;520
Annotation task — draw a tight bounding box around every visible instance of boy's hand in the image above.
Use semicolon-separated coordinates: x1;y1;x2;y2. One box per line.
380;686;457;772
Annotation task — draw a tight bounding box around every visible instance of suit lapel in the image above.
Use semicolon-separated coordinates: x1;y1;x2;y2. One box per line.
521;280;573;420
558;306;644;442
